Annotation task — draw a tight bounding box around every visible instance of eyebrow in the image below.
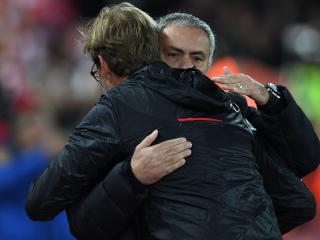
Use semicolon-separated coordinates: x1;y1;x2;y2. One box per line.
167;46;184;53
167;46;205;57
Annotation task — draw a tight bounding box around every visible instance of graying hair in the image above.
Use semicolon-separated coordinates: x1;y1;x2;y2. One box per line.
157;12;215;66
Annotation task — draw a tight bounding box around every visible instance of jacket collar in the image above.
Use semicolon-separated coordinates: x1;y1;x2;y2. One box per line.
127;62;233;113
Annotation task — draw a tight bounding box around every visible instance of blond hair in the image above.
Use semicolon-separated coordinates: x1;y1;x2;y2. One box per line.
82;2;159;77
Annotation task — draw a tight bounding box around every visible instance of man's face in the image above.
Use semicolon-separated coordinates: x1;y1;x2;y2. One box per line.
159;24;211;74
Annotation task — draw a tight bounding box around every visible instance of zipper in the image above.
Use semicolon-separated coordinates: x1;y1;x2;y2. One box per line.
230;102;256;134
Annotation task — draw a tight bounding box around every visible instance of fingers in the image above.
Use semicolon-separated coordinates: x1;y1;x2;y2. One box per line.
131;135;192;185
165;158;186;174
135;129;158;150
162;141;192;157
160;142;192;176
211;74;241;84
220;82;245;93
211;70;249;94
211;76;244;92
165;148;192;165
152;137;188;151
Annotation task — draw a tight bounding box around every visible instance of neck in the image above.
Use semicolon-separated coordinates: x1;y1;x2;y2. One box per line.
105;75;127;90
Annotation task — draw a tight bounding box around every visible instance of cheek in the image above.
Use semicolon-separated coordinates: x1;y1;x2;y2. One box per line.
194;62;209;74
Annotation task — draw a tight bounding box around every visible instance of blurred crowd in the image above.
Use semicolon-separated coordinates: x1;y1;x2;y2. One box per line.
0;0;319;239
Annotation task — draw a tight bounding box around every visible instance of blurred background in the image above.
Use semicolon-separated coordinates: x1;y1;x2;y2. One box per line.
0;0;319;239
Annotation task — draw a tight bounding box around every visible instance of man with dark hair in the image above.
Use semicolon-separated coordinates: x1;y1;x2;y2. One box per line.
155;12;318;177
26;5;319;240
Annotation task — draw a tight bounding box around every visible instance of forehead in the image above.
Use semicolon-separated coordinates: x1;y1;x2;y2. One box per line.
159;24;210;54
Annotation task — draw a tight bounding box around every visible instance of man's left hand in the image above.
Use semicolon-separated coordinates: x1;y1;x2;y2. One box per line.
211;66;270;106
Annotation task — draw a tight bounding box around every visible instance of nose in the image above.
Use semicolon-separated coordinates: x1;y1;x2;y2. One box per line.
179;55;194;69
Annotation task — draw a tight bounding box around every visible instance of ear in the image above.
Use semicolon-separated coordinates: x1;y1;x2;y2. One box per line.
98;55;111;80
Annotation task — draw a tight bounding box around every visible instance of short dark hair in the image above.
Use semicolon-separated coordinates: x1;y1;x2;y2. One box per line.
157;13;215;66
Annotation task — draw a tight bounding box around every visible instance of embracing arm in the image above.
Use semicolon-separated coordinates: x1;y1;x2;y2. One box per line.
251;86;319;233
212;70;319;233
212;68;319;177
250;86;320;177
66;131;191;240
25;95;122;220
67;161;147;240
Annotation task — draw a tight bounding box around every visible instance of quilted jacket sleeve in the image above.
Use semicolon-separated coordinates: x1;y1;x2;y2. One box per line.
250;86;320;178
249;86;319;233
255;134;316;234
25;95;123;221
67;161;148;240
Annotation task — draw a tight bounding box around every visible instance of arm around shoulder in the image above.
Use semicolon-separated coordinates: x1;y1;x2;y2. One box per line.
25;96;122;220
252;86;320;177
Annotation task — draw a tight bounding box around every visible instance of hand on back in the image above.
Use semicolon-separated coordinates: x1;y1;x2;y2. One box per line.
131;130;192;185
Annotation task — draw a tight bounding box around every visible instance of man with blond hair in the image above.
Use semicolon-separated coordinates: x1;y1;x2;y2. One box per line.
26;3;319;240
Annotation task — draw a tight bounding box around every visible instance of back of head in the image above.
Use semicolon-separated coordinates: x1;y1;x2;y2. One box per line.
157;13;215;66
83;2;159;77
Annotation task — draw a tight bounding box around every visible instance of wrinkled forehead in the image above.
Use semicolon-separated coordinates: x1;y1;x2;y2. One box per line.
159;24;210;55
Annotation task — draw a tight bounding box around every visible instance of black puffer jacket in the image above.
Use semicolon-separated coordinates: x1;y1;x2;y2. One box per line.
26;62;319;239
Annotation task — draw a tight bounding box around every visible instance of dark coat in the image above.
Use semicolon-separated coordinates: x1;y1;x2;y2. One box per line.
25;62;319;239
